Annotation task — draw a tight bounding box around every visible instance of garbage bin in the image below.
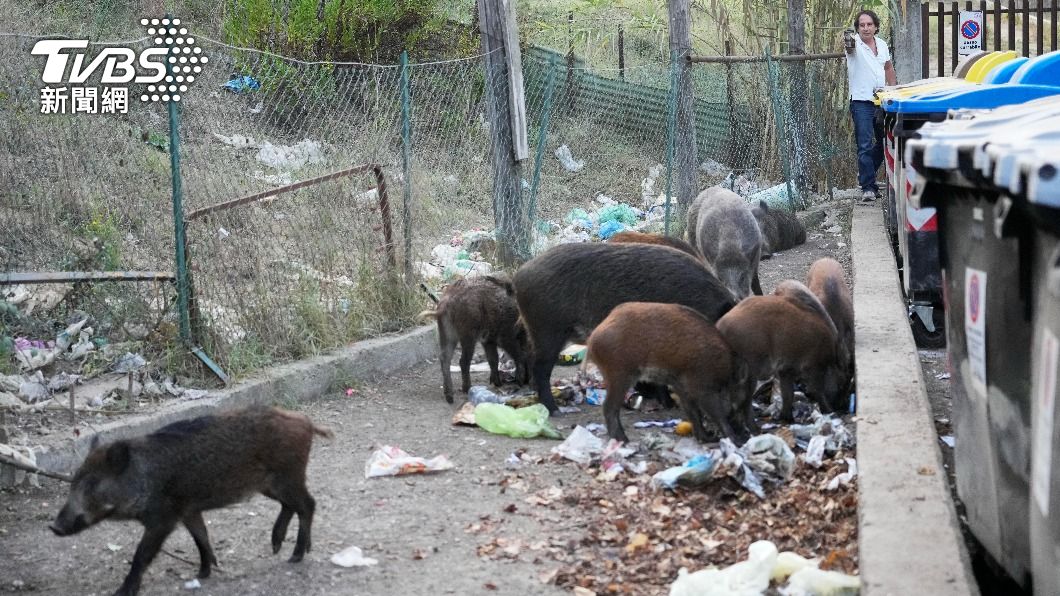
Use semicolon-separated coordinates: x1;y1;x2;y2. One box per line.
878;51;1021;348
986;125;1060;596
906;88;1060;589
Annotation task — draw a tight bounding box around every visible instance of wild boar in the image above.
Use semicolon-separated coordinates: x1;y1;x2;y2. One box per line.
607;230;704;261
687;186;763;300
587;302;752;444
716;295;843;421
806;258;855;390
50;406;332;596
514;242;736;413
751;200;807;258
419;275;530;403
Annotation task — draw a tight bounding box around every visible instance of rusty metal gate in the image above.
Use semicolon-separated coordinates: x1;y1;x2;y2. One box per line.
922;0;1059;77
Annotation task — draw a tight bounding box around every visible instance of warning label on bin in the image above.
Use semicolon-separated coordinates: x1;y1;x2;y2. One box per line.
965;267;987;395
1033;328;1058;517
958;11;984;57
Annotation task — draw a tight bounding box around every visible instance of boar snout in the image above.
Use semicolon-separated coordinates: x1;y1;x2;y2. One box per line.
50;506;90;536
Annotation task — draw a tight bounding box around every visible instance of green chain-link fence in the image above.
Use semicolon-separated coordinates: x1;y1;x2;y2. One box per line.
1;22;856;382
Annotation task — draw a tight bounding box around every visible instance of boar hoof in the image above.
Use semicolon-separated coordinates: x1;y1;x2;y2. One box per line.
288;552;304;563
444;393;454;404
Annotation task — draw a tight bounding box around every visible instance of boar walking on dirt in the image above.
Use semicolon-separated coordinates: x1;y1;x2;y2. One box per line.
49;406;332;596
514;242;736;413
419;275;530;403
687;187;764;300
716;294;844;422
806;258;855;390
587;302;753;444
751;200;807;259
607;230;704;261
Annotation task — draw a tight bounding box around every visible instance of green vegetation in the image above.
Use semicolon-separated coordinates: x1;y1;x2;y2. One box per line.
223;0;476;62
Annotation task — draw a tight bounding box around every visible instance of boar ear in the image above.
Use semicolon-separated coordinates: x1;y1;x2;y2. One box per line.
758;200;769;212
89;434;102;451
104;441;131;474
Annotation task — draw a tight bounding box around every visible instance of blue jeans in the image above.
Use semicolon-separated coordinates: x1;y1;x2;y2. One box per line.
850;100;884;192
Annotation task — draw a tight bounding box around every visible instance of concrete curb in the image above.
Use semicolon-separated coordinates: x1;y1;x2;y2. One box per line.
851;204;979;595
5;325;438;485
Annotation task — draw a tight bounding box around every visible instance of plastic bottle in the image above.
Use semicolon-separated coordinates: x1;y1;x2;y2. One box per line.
468;385;507;405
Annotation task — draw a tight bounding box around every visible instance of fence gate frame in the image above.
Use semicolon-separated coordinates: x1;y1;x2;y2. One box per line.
922;0;1059;78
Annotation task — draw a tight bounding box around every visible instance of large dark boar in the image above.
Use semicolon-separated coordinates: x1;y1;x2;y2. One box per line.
716;295;844;421
751;200;807;258
587;302;752;443
419;275;529;403
687;186;763;299
50;406;332;596
806;258;855;389
514;242;736;413
607;230;704;261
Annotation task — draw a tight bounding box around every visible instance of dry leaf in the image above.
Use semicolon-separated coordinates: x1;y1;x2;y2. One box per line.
625;532;650;553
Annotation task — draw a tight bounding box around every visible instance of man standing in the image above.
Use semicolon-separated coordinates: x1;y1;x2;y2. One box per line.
844;9;897;202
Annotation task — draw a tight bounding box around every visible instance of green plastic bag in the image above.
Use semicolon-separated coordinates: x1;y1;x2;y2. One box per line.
598;203;639;226
474;403;562;439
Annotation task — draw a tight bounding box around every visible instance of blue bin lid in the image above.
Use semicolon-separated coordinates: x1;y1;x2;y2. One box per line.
982;56;1029;84
1010;49;1060;85
883;50;1060;114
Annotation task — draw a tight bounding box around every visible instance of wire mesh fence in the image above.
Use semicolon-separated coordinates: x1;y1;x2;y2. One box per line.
1;25;857;382
0;33;178;374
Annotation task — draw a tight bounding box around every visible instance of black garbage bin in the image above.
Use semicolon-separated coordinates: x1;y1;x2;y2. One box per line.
906;101;1060;589
1020;156;1060;596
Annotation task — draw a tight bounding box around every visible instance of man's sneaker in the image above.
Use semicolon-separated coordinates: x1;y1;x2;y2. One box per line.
861;190;876;202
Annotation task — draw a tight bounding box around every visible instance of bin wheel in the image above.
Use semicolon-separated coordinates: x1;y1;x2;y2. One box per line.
911;307;946;349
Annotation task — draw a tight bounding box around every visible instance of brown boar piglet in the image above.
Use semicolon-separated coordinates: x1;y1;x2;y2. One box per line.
587;302;752;444
50;406;332;596
717;295;843;421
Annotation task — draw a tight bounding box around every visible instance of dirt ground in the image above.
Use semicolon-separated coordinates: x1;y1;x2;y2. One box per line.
0;200;858;596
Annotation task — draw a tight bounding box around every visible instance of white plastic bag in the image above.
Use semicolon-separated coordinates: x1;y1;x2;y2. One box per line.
364;445;454;478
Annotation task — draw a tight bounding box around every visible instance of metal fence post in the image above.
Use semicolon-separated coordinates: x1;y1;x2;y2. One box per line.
527;55;558;225
765;47;798;211
663;49;680;236
399;51;413;278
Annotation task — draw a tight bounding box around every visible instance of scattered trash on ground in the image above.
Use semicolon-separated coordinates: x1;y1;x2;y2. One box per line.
222;74;261;94
554;144;584;172
474;403;562;439
669;539;860;596
330;545;379;567
364;445;454;478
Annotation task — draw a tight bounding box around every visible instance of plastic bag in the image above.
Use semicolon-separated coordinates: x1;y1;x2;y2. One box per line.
598;219;627;239
364;445;454;478
597;203;640;226
474;403;562;439
551;425;604;464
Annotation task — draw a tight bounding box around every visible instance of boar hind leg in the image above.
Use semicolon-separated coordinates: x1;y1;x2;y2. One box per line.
270;504;294;554
118;519;178;596
183;512;218;579
458;335;477;394
529;334;565;413
266;482;315;562
483;340;502;387
603;373;634;443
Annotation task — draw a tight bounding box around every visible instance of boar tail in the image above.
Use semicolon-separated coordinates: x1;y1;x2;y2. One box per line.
417;309;440;321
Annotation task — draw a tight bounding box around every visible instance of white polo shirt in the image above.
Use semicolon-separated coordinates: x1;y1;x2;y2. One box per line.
846;35;891;101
